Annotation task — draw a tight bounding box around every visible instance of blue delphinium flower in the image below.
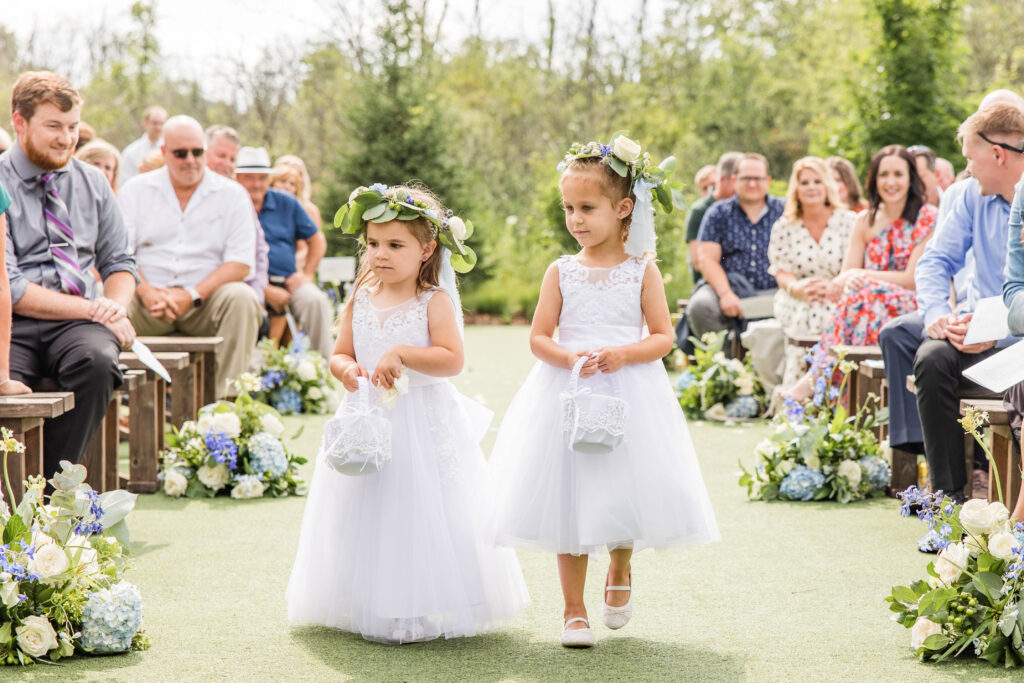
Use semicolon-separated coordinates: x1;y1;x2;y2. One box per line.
859;455;890;490
675;370;695;393
247;432;288;478
289;333;310;356
0;544;40;582
782;396;805;425
75;489;105;536
779;466;826;501
261;369;285;390
204;431;239;470
600;144;612;157
272;388;303;415
918;528;951;553
725;395;760;419
80;581;143;653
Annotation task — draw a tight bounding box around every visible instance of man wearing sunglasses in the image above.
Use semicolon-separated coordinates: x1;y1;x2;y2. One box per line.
119;115;261;398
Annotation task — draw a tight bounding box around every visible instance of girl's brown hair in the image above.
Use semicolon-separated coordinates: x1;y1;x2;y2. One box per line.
344;184;446;312
559;157;635;240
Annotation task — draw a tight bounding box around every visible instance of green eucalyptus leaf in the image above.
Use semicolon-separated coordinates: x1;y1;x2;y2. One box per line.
671;187;688;211
333;204;349;229
52;460;87;490
922;633;949;650
892;585;918;604
463;219;474;240
104;518;131;546
362;203;387;221
371;206;399;223
655;183;672;209
97;489;138;530
607;156;628;177
449;245;477;273
659;156;677;174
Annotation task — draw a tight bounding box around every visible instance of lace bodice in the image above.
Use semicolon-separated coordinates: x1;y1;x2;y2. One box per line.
556;255;648;328
351;287;437;375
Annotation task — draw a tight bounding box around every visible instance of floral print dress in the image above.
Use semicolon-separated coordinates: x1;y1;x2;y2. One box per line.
821;205;936;346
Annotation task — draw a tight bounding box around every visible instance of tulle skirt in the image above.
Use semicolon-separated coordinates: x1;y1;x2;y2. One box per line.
489;327;720;556
287;381;529;642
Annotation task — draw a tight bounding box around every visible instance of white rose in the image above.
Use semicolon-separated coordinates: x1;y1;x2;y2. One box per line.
910;617;943;650
1;580;19;607
297;360;318;382
197;414;215;433
447;216;467;241
704;403;729;421
736;376;754;396
163;469;188;497
378;370;410;409
837;459;862;486
67;534;100;577
778;459;796;475
805;454;821;471
187;437;205;451
754;440;775;463
960;499;1010;536
308;387;323;400
988;531;1020;561
15;615;59;658
29;543;69;579
964;533;986;557
31;530;56;549
230;477;265;500
611;135;642;163
283;355;296;368
212;412;242;438
197;463;231;492
931;542;971;587
259;413;285;437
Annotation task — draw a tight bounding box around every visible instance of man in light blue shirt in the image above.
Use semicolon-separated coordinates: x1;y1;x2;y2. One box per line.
879;97;1024;500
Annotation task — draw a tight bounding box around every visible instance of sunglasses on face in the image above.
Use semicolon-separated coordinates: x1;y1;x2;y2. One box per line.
170;148;206;159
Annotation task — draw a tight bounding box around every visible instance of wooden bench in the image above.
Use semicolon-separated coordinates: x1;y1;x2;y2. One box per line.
83;369;145;493
0;392;74;504
858;359;887;441
960;398;1020;506
135;336;224;419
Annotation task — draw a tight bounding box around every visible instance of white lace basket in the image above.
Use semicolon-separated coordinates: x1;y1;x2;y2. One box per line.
321;377;392;475
560;356;628;454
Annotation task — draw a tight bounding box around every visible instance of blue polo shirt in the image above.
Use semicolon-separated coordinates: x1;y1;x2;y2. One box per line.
697;194;784;290
257;188;318;277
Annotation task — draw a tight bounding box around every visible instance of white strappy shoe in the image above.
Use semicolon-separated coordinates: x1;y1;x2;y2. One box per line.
560;617;595;648
602;574;632;629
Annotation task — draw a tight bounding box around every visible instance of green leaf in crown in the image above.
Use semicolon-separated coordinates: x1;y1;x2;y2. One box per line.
333;182;476;272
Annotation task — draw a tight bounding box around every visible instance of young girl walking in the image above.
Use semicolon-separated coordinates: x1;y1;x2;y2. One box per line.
287;183;528;644
489;137;720;647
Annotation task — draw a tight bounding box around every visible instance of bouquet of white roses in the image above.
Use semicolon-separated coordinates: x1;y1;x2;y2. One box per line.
739;345;889;503
0;429;148;666
249;334;339;415
676;331;765;421
160;393;306;499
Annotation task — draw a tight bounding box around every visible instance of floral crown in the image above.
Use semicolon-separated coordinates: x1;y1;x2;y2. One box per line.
334;183;477;273
557;133;685;215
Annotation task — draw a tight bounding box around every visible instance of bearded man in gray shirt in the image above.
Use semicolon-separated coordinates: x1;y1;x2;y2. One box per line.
1;71;137;476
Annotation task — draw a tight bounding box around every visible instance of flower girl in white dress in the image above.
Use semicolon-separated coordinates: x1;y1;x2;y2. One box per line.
287;184;528;644
489;137;720;647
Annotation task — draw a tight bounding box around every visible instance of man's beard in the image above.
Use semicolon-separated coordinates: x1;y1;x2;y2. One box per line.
23;135;75;171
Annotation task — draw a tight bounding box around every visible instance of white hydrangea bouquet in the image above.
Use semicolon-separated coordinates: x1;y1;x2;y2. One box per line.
675;331;765;421
249;333;340;415
0;429;149;666
160;393;306;499
739;345;889;503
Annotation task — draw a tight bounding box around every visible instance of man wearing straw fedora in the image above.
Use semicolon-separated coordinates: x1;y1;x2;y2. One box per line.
234;146;333;357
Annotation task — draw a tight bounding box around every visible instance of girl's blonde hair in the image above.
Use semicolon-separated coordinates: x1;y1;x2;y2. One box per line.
559;156;635;242
782;156;845;221
271;165;305;198
274;155;313;204
75;139;121;191
344;184;447;313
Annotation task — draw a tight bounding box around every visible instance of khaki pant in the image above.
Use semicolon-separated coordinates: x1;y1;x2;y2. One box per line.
289;281;336;357
129;282;261;398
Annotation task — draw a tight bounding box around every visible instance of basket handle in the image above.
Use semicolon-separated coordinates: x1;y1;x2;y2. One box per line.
356;376;371;406
568;355;591;393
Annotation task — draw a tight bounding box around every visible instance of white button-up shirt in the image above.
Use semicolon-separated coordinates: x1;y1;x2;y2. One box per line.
120;133;162;183
119;167;255;289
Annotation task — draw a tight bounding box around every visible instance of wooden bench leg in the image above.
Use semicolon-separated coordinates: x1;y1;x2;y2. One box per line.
0;418;39;505
888;447;918;496
201;351;217;406
170;362;197;428
992;425;1016;505
104;400;119;492
128;377;160;494
83;408;108;492
963;433;974;499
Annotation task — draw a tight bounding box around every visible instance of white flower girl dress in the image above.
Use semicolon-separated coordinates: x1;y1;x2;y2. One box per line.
490;256;720;555
287;287;528;643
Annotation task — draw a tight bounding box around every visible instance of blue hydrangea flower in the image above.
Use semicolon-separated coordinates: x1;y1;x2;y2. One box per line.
779;466;826;501
261;369;285;390
859;455;890;490
675;371;695;393
368;182;388;193
247;432;288;478
273;388;303;415
289;333;310;356
204;431;239;470
725;395;760;418
80;581;143;653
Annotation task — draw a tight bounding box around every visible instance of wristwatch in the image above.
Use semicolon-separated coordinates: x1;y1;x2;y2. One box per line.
186;287;203;308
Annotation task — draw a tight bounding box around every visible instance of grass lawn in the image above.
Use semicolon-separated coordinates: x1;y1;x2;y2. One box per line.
16;326;1017;681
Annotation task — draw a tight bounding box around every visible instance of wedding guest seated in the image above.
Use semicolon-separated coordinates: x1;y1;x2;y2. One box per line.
935;158;956;191
74;121;96;150
76;139;121;193
684;152;741;284
271;155;322;272
908;145;942;207
119;115;261;398
768;156;856;390
827;156;868;213
236;147;334;357
788;145;936;399
1;71;137;476
137;149;164;174
120;105;166;184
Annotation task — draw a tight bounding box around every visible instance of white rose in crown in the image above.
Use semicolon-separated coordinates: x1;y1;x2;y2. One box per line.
212;412;242;438
348;186;368;203
448;216;467;241
297;360;318;382
910;616;943;650
259;413;285;437
197;463;231;492
163;469;188;497
378;370;410;409
612;135;642;163
15;615;59;658
930;542;970;587
959;499;1009;536
29;542;69;579
988;531;1020;561
837;459;862;486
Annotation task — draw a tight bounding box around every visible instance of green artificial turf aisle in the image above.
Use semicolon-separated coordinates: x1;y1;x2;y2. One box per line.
16;326;1016;681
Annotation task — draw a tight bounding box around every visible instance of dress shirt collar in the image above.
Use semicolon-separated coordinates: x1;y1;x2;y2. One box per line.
141;166;225;210
8;142;71;185
259;187;281;214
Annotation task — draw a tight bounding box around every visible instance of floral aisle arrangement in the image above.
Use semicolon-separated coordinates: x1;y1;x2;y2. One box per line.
0;429;148;666
738;346;889;503
249;334;339;415
160;394;306;499
675;331;766;420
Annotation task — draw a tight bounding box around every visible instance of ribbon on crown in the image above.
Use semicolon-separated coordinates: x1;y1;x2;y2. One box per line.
558;133;686;257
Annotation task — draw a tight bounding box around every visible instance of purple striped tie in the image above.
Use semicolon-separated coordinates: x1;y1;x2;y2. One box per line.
40;172;89;297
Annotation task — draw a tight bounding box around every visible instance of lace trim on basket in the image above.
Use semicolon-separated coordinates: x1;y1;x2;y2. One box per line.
561;396;628;436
